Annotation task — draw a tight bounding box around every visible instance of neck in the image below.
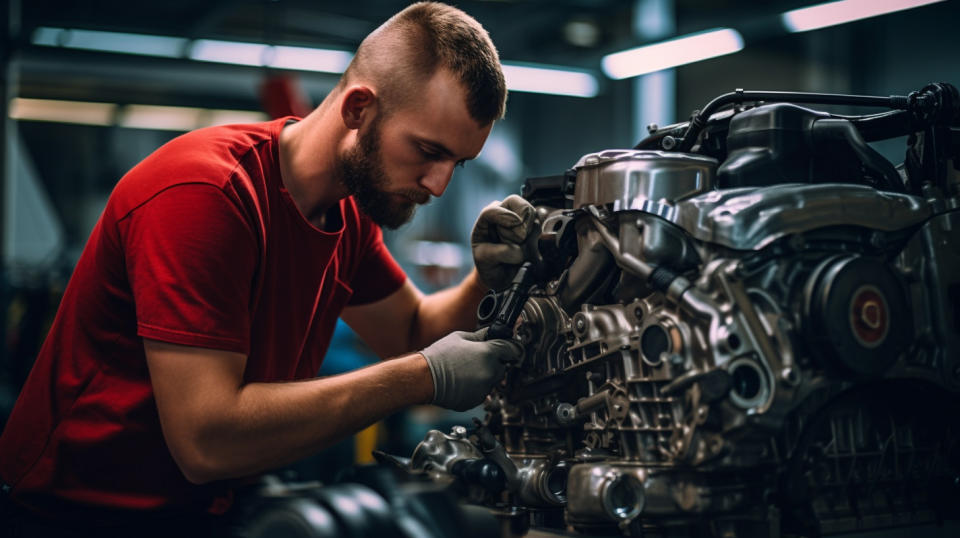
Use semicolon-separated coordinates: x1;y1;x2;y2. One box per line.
278;93;351;226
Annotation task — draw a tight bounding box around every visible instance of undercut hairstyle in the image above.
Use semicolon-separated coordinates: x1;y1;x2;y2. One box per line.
341;1;507;124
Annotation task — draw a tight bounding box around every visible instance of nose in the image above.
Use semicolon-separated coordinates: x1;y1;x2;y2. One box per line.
419;161;456;197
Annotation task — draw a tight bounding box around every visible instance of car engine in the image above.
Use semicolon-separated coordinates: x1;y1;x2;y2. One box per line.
407;83;960;537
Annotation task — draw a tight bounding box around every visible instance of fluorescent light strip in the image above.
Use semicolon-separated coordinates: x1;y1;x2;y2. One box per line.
9;98;268;130
602;28;744;80
9;98;117;126
31;26;596;97
120;104;203;131
189;39;269;66
271;45;353;73
502;63;599;98
782;0;945;33
31;27;62;46
32;27;187;58
32;27;354;73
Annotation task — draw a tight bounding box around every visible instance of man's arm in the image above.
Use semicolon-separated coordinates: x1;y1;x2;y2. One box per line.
144;339;432;484
342;195;540;359
340;269;487;359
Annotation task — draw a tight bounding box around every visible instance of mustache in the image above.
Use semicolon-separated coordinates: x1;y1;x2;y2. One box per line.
395;188;431;205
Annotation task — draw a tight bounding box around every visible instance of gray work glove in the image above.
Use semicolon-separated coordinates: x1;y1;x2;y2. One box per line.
420;329;522;412
471;195;540;291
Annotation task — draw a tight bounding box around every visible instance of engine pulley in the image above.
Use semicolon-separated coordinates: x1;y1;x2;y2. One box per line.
803;255;911;377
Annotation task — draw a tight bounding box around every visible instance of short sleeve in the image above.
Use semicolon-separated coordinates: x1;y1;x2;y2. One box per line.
347;223;407;305
120;184;258;354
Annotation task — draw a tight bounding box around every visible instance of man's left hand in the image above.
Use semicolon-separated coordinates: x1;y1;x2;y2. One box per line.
471;195;539;291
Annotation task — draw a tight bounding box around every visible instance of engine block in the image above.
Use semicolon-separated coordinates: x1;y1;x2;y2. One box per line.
410;84;960;537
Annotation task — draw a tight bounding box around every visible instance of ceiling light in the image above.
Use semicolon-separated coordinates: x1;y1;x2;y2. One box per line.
502;63;599;98
32;27;187;58
270;45;353;73
9;98;117;126
563;18;601;48
782;0;945;33
189;39;270;66
602;28;744;80
30;27;597;98
203;109;273;126
9;98;267;130
119;104;203;131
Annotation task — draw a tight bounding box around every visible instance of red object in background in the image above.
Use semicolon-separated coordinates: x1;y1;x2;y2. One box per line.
260;73;313;119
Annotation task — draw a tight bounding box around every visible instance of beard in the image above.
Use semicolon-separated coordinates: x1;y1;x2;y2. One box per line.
336;114;430;229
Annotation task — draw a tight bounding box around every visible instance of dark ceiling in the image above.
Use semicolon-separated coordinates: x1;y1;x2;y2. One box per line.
17;0;815;66
15;0;951;111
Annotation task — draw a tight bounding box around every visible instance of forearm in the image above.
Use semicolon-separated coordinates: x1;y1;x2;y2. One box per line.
179;353;432;483
408;269;488;349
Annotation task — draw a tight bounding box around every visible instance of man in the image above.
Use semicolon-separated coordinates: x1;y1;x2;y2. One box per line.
0;2;538;535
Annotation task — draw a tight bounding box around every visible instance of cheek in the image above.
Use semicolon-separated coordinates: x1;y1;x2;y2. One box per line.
380;144;429;180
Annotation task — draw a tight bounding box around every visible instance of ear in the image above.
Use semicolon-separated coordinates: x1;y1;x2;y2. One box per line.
340;85;377;130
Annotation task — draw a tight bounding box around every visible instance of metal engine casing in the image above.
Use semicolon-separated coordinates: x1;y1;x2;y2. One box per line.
412;98;960;536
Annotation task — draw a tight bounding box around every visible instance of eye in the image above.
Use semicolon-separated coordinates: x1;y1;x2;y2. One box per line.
419;146;442;160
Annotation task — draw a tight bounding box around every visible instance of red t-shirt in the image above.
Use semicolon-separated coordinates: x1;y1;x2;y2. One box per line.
0;117;407;514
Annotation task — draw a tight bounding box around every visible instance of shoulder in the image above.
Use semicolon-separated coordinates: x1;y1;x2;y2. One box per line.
130;120;283;187
108;119;290;220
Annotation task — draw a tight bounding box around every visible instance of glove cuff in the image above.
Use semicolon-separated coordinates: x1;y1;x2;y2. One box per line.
419;351;444;405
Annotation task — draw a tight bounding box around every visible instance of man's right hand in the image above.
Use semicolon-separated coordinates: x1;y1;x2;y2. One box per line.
420;329;521;411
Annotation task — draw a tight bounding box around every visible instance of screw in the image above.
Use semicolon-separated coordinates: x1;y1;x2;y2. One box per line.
451;425;467;438
575;317;587;332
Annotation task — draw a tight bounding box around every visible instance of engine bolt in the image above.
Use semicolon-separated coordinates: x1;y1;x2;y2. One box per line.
451;425;467;438
575;317;587;332
556;403;576;424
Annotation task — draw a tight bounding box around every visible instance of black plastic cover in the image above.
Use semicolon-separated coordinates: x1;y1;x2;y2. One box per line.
521;169;575;209
717;103;902;191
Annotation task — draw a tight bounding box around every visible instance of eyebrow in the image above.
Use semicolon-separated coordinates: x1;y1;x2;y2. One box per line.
418;138;479;161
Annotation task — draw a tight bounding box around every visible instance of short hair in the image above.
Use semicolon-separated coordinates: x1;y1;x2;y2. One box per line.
341;2;507;124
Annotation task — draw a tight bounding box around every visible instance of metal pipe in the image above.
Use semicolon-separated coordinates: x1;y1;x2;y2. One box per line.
586;208;722;325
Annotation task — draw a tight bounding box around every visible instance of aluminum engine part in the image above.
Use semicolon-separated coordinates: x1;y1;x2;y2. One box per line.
411;88;960;537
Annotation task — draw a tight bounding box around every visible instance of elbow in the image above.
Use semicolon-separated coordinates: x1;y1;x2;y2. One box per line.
167;438;232;485
179;461;219;485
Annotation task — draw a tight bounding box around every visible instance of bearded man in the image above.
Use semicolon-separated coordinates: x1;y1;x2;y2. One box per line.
0;3;538;536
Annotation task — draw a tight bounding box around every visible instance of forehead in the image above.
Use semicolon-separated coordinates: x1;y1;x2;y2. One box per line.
384;70;492;158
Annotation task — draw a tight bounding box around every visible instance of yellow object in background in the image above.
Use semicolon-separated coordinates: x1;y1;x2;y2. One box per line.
354;422;380;464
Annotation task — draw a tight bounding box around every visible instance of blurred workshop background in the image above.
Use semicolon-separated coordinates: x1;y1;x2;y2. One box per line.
1;0;959;481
